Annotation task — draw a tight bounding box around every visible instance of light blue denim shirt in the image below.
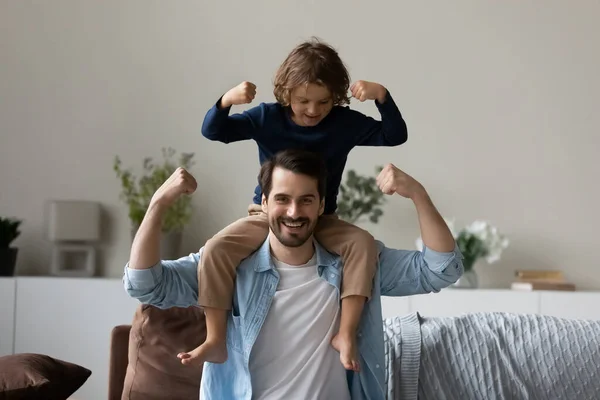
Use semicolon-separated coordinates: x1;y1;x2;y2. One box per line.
123;238;463;400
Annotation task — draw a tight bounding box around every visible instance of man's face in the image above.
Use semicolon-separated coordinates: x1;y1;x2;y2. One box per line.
262;167;324;247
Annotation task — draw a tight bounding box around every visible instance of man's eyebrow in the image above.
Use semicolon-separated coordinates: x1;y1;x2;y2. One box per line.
272;193;316;199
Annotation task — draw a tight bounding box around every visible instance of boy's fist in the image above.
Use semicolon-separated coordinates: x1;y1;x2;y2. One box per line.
221;81;257;108
350;81;387;103
150;167;197;209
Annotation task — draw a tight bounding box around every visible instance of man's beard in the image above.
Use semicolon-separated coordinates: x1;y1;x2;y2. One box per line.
269;216;315;247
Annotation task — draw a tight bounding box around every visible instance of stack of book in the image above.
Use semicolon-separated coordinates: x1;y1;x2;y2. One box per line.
510;270;576;291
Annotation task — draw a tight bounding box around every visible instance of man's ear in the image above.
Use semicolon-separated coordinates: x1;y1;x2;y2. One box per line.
318;199;325;216
261;194;268;214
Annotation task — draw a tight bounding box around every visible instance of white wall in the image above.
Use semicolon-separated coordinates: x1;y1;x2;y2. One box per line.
1;1;599;289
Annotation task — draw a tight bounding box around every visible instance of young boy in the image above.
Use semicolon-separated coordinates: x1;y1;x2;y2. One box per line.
179;38;408;372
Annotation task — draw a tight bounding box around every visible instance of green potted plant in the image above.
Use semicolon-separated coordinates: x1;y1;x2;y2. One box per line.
336;166;386;224
113;147;195;259
0;217;22;276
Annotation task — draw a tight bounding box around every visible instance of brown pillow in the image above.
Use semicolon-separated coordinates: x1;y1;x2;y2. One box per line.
0;353;91;400
121;304;206;400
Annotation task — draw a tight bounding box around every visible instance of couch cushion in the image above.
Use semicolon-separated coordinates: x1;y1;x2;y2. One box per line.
122;304;206;400
0;353;91;399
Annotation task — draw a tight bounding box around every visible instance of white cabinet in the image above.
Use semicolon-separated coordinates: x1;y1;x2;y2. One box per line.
539;291;600;320
0;278;16;357
381;289;600;321
409;289;539;317
13;277;139;400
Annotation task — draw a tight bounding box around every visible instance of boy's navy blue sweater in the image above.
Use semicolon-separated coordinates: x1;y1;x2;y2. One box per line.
201;90;408;215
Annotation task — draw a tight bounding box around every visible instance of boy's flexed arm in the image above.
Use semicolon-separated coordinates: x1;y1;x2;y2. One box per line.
201;81;264;143
349;80;408;147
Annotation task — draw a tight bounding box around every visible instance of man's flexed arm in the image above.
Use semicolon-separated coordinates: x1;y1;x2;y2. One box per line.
129;167;197;269
376;164;455;252
376;164;462;296
124;167;200;308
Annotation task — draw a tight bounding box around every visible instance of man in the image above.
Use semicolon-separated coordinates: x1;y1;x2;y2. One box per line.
123;149;464;399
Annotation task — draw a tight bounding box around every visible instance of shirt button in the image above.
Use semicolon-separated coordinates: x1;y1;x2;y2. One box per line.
376;364;380;369
330;273;335;278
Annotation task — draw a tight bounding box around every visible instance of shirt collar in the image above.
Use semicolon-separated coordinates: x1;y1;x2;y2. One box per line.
253;234;338;272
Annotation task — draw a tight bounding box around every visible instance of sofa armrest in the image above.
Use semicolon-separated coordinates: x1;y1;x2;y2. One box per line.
109;325;132;400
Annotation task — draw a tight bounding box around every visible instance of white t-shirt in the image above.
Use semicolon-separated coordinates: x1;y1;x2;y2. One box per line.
249;254;351;400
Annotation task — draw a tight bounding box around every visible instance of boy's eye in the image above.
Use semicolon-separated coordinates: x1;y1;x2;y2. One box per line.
303;198;313;204
320;100;330;104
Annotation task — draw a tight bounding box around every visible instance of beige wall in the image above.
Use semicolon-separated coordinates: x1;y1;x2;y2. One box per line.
1;1;598;289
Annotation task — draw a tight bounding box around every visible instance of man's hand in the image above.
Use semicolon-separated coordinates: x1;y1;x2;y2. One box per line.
150;167;198;210
376;163;425;199
350;80;387;103
221;81;257;108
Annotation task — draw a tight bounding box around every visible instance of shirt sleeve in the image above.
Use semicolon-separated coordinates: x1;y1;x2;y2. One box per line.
378;241;464;297
352;90;408;147
122;252;202;309
201;98;266;143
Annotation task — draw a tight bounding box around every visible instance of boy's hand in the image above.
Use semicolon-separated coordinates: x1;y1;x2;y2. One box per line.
376;163;425;200
350;81;387;103
221;81;257;108
150;167;197;209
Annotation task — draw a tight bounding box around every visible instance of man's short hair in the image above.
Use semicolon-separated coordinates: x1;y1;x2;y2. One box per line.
258;149;327;200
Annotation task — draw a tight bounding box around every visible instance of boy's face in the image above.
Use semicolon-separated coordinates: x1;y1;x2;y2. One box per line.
289;83;333;127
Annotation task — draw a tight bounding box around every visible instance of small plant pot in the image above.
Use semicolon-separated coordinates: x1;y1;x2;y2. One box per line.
0;247;18;277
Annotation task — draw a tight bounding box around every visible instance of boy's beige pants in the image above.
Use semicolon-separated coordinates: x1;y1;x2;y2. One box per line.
198;204;377;310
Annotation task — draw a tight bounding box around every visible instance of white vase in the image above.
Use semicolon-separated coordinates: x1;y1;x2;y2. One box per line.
451;269;478;289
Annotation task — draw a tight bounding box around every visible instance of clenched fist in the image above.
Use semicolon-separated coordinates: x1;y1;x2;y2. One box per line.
150;167;197;209
221;81;257;108
350;80;387;103
376;163;424;199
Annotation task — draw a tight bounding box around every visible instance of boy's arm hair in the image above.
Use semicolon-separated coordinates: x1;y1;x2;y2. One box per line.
352;90;408;147
201;98;266;144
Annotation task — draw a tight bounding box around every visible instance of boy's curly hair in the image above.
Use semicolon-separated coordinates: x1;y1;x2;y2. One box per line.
273;37;351;107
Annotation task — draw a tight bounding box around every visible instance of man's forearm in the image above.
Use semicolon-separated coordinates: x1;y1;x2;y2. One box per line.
412;189;455;253
128;202;166;269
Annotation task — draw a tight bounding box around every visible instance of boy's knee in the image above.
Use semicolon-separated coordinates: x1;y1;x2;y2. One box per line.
353;228;375;247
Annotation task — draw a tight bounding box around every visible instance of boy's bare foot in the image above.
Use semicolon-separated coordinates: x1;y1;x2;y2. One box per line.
177;339;228;366
331;333;360;372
